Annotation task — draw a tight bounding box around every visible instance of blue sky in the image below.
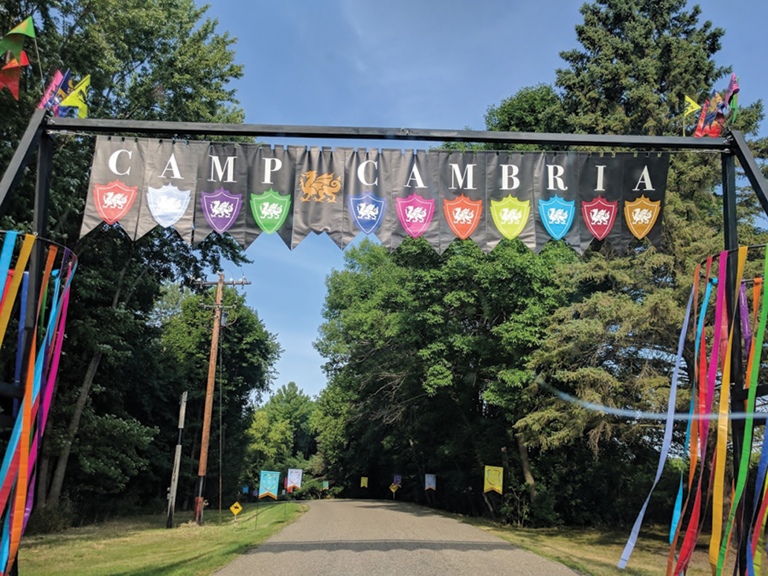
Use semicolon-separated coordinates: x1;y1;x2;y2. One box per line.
202;0;768;400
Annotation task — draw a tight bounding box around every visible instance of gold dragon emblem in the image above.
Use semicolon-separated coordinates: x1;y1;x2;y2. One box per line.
300;171;341;202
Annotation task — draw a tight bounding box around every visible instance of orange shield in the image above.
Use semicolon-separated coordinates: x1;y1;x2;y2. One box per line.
624;195;661;240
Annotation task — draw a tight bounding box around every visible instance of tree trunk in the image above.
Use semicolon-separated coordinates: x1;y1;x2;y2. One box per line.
515;432;537;502
46;350;102;508
45;258;144;509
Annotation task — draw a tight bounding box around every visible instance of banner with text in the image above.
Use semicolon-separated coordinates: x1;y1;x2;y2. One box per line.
81;136;669;254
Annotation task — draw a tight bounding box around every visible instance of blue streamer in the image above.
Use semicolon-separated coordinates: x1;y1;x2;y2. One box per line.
619;285;695;569
669;279;713;544
0;231;18;303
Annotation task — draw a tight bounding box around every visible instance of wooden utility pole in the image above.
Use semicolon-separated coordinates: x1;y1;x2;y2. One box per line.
193;273;250;525
166;391;187;528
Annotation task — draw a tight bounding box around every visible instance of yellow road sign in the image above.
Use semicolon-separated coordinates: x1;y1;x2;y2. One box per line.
389;484;399;493
230;502;243;516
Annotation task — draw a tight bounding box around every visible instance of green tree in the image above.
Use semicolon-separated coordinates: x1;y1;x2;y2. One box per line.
314;237;574;521
159;285;281;509
0;0;251;519
520;0;767;460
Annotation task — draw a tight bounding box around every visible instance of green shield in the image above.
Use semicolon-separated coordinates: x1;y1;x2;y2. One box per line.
490;195;529;240
250;188;291;234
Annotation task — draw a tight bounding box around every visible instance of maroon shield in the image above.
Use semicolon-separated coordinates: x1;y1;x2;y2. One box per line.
581;196;617;241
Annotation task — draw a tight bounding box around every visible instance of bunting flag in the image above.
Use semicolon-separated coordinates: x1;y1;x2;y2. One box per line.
38;70;63;109
242;486;248;494
59;75;90;119
82;137;670;255
0;17;34;62
49;69;73;114
483;466;503;494
360;476;368;488
322;481;329;490
684;95;701;117
287;468;303;490
258;470;279;500
425;474;437;491
725;73;740;105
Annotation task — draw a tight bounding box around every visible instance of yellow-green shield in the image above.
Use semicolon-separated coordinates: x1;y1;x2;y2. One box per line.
490;195;529;240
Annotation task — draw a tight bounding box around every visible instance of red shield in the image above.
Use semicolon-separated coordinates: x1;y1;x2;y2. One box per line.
581;196;617;240
94;180;138;225
443;194;483;240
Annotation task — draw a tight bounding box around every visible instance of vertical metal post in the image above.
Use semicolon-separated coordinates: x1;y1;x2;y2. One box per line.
723;150;747;575
194;272;224;525
7;120;55;576
166;391;187;528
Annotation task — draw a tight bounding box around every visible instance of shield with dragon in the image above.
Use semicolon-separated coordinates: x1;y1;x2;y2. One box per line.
581;196;617;241
490;195;529;240
348;191;387;235
624;195;661;240
200;188;242;234
250;188;291;234
396;193;435;238
443;194;483;240
94;180;138;225
538;195;575;240
147;184;191;228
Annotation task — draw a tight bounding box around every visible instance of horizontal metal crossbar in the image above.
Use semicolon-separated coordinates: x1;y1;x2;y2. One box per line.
47;117;730;149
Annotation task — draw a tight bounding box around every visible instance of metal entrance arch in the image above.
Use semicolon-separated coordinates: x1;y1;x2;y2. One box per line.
1;109;767;571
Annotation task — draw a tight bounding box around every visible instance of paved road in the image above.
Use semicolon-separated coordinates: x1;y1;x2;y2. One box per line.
216;499;577;575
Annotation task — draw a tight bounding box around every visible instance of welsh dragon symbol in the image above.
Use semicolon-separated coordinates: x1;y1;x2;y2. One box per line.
356;203;379;220
102;192;128;210
209;200;234;219
259;202;283;219
405;206;427;223
300;171;341;202
589;208;611;226
452;207;475;225
632;208;653;224
547;208;569;225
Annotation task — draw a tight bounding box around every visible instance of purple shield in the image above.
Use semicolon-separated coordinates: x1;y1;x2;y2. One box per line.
201;188;243;234
396;194;435;238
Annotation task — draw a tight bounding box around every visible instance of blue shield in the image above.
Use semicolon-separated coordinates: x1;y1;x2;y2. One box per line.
348;191;387;235
147;184;191;228
538;195;575;240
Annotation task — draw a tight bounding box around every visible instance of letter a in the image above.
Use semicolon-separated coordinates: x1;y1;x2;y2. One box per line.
405;165;427;189
160;153;183;179
632;166;655;191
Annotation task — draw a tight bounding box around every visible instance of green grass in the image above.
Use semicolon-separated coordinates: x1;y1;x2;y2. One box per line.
459;517;733;576
19;501;306;575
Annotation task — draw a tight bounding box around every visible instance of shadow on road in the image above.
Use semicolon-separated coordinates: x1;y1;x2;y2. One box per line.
245;539;521;554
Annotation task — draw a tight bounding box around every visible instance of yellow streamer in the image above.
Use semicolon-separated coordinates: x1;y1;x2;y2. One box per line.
0;235;35;350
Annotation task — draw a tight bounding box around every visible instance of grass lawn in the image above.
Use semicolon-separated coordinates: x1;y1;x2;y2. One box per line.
18;500;306;576
463;517;734;575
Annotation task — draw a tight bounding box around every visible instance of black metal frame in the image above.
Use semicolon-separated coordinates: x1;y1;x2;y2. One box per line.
1;113;767;573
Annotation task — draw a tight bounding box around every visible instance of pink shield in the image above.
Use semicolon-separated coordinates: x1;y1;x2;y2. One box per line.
581;196;617;241
396;194;435;238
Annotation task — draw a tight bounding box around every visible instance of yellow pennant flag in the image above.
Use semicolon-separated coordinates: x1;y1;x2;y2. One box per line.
483;465;503;494
60;75;91;119
360;476;368;488
684;95;701;117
